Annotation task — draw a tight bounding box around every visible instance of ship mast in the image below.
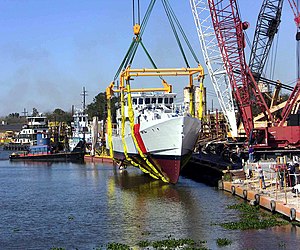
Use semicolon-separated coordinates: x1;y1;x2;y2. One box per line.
81;86;87;151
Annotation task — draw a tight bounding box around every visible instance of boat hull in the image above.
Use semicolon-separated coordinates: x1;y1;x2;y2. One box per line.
109;116;200;183
9;152;84;162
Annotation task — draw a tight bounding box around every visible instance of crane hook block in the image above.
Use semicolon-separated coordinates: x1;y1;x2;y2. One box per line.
242;21;250;30
133;24;141;36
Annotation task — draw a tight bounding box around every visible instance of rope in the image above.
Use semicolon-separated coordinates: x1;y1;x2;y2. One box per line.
113;0;157;81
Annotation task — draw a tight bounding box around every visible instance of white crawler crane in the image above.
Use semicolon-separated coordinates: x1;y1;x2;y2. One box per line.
190;0;238;137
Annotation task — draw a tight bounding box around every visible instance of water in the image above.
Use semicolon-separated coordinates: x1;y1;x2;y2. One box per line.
0;155;299;249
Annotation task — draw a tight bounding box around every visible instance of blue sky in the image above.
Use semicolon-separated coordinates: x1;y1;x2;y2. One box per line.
0;0;297;116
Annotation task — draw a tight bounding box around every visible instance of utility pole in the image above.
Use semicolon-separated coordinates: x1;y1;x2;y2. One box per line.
81;87;87;112
22;108;28;117
80;87;88;153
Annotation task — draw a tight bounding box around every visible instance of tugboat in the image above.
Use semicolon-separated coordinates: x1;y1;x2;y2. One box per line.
68;109;92;152
9;133;85;162
9;116;84;162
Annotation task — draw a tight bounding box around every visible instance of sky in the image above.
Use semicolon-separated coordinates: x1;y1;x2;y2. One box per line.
0;0;298;116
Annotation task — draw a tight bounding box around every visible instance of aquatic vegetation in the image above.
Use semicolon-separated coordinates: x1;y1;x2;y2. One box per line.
106;242;130;250
220;203;289;230
12;228;20;233
152;238;195;249
137;237;208;250
216;238;232;246
291;221;300;227
68;215;74;221
102;237;208;250
278;241;286;248
138;240;152;248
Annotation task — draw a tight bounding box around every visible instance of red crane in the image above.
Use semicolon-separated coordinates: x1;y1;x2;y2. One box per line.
280;0;300;126
207;0;300;149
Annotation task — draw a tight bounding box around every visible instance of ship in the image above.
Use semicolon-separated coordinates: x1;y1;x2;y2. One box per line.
69;109;92;152
104;0;205;183
12;116;49;146
9;133;85;162
106;67;204;184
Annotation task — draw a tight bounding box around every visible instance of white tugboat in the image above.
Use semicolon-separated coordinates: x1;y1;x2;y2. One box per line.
13;116;49;146
69;109;92;152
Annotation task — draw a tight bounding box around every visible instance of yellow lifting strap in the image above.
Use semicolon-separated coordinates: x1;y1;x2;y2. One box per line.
106;97;114;158
198;81;204;120
120;88;158;178
126;83;169;183
189;90;194;117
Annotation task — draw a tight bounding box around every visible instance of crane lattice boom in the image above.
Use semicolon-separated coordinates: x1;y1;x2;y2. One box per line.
208;0;273;137
249;0;284;81
208;0;300;148
190;0;238;137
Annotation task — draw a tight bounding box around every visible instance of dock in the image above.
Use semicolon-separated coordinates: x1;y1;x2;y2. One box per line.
84;154;115;164
219;161;300;222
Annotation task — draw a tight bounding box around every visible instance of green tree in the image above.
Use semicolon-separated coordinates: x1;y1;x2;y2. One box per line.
32;108;39;116
46;109;73;123
5;113;26;124
86;92;118;122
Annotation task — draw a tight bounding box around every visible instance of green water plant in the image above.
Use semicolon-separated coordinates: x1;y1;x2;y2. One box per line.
216;238;232;246
137;236;208;250
68;215;74;221
220;203;288;230
106;242;130;250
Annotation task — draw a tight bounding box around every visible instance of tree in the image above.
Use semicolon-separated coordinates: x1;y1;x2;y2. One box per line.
46;108;73;123
86;92;118;121
32;108;39;116
5;113;26;124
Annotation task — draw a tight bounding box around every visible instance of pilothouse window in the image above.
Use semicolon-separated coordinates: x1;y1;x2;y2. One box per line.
170;97;174;104
158;98;163;104
145;98;150;104
151;98;156;104
138;98;143;105
164;98;169;104
133;98;137;105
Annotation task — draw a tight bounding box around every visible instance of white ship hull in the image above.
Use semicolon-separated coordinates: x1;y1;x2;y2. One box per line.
110;114;200;183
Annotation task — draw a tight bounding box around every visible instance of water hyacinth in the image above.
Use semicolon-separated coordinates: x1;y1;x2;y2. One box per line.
220;202;289;230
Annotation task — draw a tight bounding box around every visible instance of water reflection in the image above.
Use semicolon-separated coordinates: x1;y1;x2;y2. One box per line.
107;166;222;244
0;161;299;249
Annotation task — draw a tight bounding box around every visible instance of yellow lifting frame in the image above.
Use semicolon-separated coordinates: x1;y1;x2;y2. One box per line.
105;65;204;175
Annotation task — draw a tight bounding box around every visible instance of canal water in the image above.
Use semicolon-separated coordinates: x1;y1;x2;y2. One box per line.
0;156;299;249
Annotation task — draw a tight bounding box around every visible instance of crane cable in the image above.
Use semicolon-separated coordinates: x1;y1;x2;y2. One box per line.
113;0;157;81
161;0;200;66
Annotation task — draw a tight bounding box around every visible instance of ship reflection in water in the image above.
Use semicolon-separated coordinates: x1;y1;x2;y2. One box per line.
107;166;300;250
0;160;299;249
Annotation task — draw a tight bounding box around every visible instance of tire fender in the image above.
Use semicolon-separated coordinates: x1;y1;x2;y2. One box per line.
254;194;260;205
290;208;296;221
231;185;235;195
270;200;276;213
243;189;247;200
